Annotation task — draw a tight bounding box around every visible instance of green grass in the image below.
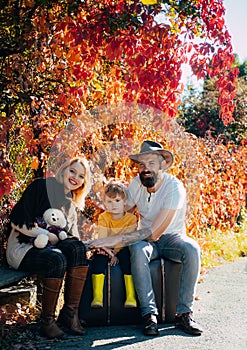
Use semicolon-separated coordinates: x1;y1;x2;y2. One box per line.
199;210;247;268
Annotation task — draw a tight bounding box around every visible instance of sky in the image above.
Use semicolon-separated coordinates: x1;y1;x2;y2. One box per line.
224;0;247;62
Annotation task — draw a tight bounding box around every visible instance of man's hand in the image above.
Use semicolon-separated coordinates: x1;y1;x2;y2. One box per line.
102;247;115;257
89;235;122;249
95;247;115;257
89;228;153;250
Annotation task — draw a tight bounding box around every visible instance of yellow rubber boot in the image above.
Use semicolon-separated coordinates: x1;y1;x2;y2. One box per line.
91;274;105;308
124;274;137;308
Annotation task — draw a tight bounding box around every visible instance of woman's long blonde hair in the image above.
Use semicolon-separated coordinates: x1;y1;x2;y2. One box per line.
55;156;91;210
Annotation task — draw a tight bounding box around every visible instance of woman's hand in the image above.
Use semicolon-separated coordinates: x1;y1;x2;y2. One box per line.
47;232;59;245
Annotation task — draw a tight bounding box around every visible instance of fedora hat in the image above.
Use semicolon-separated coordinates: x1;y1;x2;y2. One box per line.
129;140;174;170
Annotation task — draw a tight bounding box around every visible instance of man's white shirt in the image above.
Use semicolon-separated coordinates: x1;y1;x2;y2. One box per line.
127;172;187;235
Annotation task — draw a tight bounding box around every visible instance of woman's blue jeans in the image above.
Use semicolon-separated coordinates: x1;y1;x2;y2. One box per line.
129;233;201;317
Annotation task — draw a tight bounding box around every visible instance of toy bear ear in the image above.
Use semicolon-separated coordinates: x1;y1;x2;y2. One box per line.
53;209;67;228
43;208;54;226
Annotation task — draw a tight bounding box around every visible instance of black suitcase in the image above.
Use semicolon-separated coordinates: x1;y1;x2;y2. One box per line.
79;258;181;326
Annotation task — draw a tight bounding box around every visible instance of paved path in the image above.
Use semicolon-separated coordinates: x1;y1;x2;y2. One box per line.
34;257;247;350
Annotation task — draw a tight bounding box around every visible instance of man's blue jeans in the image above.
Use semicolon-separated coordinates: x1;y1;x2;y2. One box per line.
129;233;201;317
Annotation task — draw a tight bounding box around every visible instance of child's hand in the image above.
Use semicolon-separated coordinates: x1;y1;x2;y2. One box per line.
110;255;119;266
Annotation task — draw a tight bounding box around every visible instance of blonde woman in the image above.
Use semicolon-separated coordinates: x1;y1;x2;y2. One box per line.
6;157;91;339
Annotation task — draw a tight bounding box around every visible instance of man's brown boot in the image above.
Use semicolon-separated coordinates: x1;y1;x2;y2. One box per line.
58;266;88;335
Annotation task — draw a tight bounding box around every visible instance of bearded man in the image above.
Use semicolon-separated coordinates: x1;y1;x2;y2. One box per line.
90;140;203;337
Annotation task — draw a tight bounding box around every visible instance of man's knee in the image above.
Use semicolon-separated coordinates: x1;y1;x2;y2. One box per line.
130;241;152;262
183;239;201;261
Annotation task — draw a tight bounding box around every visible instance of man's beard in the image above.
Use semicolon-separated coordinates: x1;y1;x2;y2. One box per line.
140;171;158;188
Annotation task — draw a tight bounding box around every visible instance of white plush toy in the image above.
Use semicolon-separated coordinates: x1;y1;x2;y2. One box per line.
33;208;68;249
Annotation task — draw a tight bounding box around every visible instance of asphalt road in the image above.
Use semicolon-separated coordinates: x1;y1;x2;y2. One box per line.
33;256;247;350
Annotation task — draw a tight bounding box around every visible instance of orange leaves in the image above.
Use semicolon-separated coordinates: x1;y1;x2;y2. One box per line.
0;0;244;248
105;39;122;61
27;0;237;122
211;48;235;74
182;1;238;122
77;118;246;240
190;138;246;234
30;156;39;170
213;68;239;125
66;49;81;65
0;165;16;200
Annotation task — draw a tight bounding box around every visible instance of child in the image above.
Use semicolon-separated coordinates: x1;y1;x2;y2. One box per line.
91;180;137;309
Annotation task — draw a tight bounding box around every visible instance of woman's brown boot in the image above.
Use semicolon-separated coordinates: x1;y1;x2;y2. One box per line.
58;266;88;335
40;278;64;339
